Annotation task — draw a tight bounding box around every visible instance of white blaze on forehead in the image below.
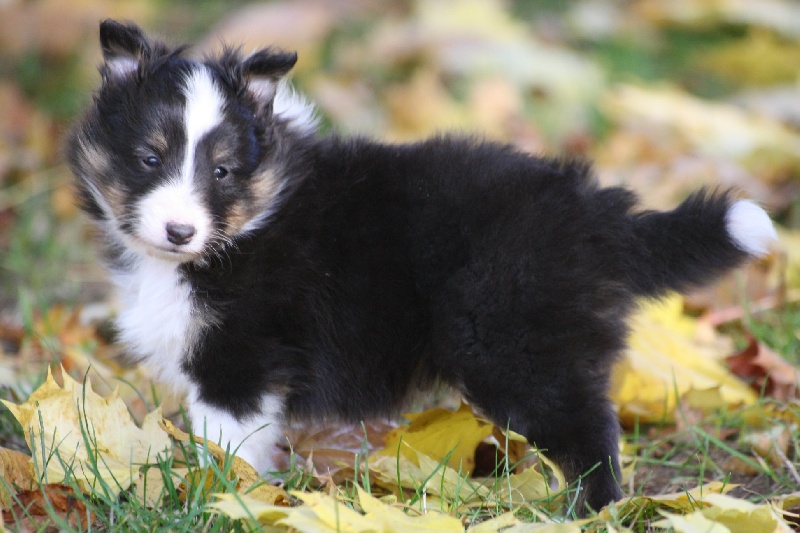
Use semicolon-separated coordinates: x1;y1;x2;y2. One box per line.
130;66;223;259
181;66;225;185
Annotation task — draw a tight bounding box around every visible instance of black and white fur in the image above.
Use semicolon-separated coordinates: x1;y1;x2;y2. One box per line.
67;20;777;514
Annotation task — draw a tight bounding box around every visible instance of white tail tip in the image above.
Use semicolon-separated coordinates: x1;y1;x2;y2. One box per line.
726;200;777;257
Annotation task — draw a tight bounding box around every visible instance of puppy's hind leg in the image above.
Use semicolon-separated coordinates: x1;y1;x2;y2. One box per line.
458;348;623;516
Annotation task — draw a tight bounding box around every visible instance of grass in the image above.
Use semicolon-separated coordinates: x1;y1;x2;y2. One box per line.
0;270;797;531
1;382;797;531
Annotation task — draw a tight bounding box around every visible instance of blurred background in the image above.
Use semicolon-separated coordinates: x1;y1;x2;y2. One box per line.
1;0;799;386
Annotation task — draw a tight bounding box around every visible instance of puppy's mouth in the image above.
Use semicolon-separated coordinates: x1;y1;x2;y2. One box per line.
132;237;203;262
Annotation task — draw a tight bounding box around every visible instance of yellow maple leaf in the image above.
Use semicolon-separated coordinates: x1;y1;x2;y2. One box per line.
653;493;794;533
653;511;731;533
356;486;463;532
611;295;758;425
209;492;293;523
211;486;464;533
0;367;170;497
469;513;581;532
379;402;494;475
370;442;562;510
593;481;736;522
370;447;487;504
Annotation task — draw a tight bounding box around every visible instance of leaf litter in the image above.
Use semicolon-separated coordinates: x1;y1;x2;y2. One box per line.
2;0;800;530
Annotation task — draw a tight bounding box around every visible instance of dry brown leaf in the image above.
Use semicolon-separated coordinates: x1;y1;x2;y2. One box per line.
0;447;35;508
281;420;396;481
2;484;89;530
727;336;799;400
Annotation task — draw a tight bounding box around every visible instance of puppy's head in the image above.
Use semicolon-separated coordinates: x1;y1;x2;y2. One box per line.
68;20;310;263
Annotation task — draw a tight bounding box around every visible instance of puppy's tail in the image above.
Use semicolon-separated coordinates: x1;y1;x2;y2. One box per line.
627;190;777;298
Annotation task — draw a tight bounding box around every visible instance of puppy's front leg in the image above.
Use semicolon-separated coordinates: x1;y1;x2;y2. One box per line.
187;389;285;474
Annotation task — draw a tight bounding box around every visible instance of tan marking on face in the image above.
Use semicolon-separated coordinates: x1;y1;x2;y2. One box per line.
251;168;280;203
226;202;251;232
225;168;282;234
79;136;111;175
77;136;128;219
96;182;127;218
146;130;169;155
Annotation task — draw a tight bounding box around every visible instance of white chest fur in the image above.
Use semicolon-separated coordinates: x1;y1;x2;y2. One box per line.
113;255;199;393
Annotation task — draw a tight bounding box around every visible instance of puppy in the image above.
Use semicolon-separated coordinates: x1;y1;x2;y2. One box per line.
67;20;777;514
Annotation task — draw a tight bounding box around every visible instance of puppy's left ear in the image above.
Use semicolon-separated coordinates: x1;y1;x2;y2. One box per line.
242;49;297;113
99;19;151;81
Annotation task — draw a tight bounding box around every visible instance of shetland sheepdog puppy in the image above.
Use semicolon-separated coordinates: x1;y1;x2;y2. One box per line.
67;20;776;514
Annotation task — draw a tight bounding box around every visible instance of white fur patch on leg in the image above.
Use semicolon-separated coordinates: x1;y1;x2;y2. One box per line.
726;200;777;257
188;392;285;476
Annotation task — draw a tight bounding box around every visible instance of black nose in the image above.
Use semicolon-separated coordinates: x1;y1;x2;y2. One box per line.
166;222;196;245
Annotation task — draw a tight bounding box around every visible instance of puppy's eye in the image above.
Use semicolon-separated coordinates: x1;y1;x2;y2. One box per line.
142;155;161;168
213;166;229;180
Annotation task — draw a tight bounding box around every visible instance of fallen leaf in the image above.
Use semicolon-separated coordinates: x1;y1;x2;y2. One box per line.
355;485;463;532
602;85;800;183
0;447;35;507
742;425;793;470
2;484;89;530
740;399;800;428
653;510;731;533
159;418;290;505
281;419;396;481
637;0;800;39
493;459;563;504
612;296;757;426
596;481;737;521
208;491;292;524
379;403;494;475
212;485;464;533
774;491;800;529
468;511;582;532
653;493;795;533
279;490;377;532
384;68;468;141
0;368;170;497
370;447;489;504
727;336;799;400
698;30;800;87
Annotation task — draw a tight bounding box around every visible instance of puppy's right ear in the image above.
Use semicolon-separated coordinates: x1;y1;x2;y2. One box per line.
241;49;298;113
99;19;150;81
